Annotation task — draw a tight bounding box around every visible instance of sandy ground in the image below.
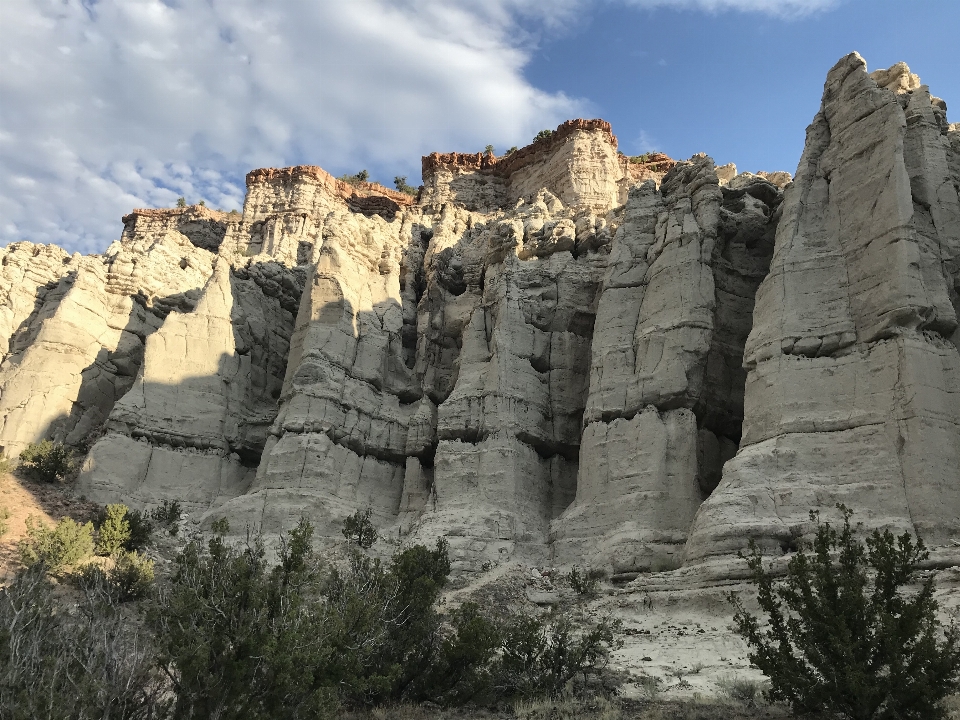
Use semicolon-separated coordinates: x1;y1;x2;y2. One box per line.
449;558;960;705
0;470;101;580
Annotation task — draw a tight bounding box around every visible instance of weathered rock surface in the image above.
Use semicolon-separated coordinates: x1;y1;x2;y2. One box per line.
551;152;781;573
684;53;960;577
420;120;673;215
2;56;958;579
0;229;216;457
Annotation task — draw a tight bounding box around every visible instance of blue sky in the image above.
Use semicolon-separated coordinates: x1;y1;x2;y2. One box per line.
1;0;957;254
521;0;960;173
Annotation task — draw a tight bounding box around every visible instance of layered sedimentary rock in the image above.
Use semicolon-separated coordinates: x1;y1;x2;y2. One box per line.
420;120;674;215
551;155;781;574
79;259;304;511
0;229;216;457
684;53;960;574
3;54;957;579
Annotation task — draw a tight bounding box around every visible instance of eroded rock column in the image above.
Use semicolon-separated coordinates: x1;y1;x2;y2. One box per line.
684;54;960;574
552;155;781;574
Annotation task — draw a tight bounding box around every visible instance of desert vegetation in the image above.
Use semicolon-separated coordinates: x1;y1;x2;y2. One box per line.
731;505;960;719
393;176;418;195
16;440;78;483
1;510;623;717
339;169;371;186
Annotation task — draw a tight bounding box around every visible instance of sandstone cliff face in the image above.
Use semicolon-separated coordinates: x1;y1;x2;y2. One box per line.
3;56;958;580
0;229;216;458
683;53;960;576
420;120;673;215
551;154;781;575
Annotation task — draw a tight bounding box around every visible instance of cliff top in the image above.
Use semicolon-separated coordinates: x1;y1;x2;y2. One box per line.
421;119;623;178
121;205;233;225
245;164;417;206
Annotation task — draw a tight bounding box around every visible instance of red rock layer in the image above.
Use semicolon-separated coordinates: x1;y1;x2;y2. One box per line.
245;165;416;206
422;119;621;179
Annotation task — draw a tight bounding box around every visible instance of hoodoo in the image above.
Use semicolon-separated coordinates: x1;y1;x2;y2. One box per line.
1;53;957;578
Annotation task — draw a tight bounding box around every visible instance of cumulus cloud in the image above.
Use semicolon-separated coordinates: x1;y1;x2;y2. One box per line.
0;0;583;253
0;0;837;253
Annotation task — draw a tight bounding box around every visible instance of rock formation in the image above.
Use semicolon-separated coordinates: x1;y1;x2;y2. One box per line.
683;53;960;576
1;53;957;579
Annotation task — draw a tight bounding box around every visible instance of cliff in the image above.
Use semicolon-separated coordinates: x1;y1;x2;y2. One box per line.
1;54;957;580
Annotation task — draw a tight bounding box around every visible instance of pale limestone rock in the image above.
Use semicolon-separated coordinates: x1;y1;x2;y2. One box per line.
869;60;921;94
409;193;607;568
508;128;624;212
421;120;643;216
8;69;958;582
77;257;303;511
756;171;792;188
684;53;960;575
0;243;76;361
551;152;781;572
715;163;737;185
209;204;425;532
554;408;700;573
0;230;216;457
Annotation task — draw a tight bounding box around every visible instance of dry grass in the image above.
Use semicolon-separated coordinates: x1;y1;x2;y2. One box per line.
515;692;620;720
944;693;960;720
335;694;831;719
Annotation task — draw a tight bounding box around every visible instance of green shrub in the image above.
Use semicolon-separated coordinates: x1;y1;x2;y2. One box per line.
150;518;340;718
18;515;94;571
494;611;622;700
342;507;378;549
731;505;960;720
125;508;154;551
0;506;10;537
534;129;553;142
176;197;186;208
17;440;77;483
73;553;153;602
567;566;604;599
151;499;182;535
418;601;502;703
339;169;370;186
484;144;495;155
96;503;131;556
4;510;624;715
109;550;155;601
0;564;167;719
394;176;418;195
211;516;230;535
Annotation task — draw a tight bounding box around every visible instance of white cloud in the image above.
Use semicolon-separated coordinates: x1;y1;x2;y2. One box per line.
620;0;839;17
0;0;837;254
628;130;662;155
0;0;583;253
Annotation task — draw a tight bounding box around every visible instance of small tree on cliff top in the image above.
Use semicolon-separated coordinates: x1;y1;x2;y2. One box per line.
730;505;960;719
